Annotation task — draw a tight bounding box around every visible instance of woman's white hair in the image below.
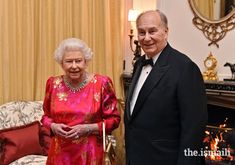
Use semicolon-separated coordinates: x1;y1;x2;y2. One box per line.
54;38;93;64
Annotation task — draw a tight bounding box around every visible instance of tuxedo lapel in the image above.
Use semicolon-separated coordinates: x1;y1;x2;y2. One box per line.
126;57;144;120
130;44;171;120
131;65;169;119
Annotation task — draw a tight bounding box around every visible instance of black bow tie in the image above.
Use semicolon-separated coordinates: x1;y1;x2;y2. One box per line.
142;58;153;67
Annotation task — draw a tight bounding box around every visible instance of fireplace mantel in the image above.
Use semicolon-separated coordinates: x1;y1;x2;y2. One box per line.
122;74;235;109
205;81;235;109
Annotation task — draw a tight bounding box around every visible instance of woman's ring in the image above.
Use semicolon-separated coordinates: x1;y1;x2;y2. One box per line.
75;134;79;139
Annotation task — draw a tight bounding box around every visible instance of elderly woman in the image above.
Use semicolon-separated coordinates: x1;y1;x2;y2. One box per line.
41;38;120;165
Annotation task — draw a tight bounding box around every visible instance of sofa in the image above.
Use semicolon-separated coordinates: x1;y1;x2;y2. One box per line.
0;101;50;165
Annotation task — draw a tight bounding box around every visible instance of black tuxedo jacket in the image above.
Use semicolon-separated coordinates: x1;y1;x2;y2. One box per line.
124;44;207;165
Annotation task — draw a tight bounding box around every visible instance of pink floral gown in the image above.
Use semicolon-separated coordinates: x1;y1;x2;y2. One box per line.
41;74;120;165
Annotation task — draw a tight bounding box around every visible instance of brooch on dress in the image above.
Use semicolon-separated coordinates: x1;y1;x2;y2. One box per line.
57;92;68;101
53;77;62;89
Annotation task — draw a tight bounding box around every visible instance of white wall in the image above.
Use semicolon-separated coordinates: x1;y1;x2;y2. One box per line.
125;0;235;80
124;0;157;74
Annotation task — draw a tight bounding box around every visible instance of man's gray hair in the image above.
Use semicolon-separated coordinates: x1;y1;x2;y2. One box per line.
136;9;168;28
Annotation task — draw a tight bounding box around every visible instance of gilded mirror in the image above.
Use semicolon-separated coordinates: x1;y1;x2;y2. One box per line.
188;0;235;47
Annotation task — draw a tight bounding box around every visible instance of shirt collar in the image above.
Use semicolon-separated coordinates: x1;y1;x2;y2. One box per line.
145;51;162;65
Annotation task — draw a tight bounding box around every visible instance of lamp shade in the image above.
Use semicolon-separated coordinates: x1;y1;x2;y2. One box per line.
128;9;139;22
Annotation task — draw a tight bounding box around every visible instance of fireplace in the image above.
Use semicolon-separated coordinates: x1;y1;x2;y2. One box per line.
204;81;235;165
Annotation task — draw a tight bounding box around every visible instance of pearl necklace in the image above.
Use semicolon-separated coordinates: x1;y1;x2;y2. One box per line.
63;74;88;93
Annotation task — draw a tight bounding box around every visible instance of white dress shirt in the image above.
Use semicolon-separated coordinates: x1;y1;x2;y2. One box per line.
130;53;160;115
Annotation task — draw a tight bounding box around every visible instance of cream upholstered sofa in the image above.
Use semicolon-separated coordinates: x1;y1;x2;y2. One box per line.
0;101;50;165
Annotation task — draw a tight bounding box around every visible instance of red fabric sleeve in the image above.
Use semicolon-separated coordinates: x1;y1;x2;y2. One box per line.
41;77;54;129
98;76;120;136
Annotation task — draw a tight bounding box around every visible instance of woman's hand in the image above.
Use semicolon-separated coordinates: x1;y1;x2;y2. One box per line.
65;124;98;140
51;123;70;138
65;124;89;139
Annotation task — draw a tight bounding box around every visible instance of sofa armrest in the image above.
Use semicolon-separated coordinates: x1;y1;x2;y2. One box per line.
9;155;47;165
0;101;43;130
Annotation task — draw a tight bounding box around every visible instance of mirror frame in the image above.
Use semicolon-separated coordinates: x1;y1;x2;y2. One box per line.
188;0;235;47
